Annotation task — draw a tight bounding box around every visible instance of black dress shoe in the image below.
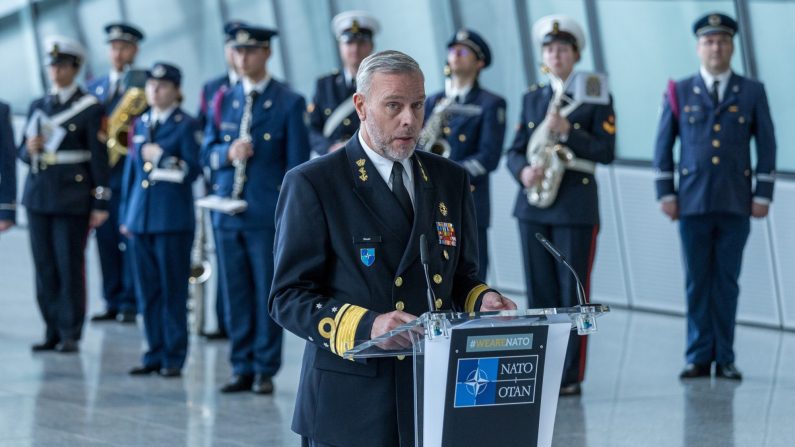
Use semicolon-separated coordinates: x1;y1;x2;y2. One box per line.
679;363;711;379
252;374;274;394
55;340;79;353
129;365;160;375
202;330;228;340
31;339;59;352
91;310;118;322
716;363;743;381
559;383;581;397
159;368;182;378
116;311;136;323
220;374;254;393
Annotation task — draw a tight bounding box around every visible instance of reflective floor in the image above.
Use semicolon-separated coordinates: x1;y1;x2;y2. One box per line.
1;227;793;447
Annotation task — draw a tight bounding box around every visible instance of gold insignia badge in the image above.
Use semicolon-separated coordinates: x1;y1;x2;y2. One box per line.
602;121;616;135
552;21;560;34
152;65;166;78
356;158;366;167
235;30;250;44
417;159;429;182
318;317;336;339
50;44;60;57
351;20;360;34
456;29;469;41
439;202;448;216
729;105;739;113
708;14;721;26
357;159;368;181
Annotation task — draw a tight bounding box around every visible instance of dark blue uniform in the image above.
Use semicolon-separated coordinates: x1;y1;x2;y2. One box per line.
270;135;492;447
0;102;15;224
201;79;310;377
18;89;110;345
120;108;200;370
653;73;776;366
506;82;616;386
87;74;137;318
424;83;506;280
308;70;358;155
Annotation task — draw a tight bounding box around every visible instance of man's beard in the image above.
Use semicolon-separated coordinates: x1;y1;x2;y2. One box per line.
364;119;417;162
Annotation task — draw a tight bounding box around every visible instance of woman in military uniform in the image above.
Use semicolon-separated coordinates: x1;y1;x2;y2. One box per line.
121;63;200;377
506;16;616;396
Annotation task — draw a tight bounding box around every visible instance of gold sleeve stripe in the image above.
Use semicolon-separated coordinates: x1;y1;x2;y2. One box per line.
465;284;489;312
334;305;368;359
329;303;351;354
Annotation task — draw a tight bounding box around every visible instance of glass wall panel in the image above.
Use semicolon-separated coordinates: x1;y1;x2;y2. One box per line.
0;11;42;112
76;0;123;82
35;0;86;86
224;0;285;86
596;0;741;161
749;0;795;172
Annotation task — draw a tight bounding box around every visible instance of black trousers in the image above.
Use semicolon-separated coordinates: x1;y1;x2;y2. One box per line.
27;211;90;342
518;220;598;385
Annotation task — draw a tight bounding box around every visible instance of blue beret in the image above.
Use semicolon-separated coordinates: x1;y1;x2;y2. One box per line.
693;13;738;37
447;29;492;68
146;62;181;87
223;20;248;43
104;23;144;44
229;25;277;48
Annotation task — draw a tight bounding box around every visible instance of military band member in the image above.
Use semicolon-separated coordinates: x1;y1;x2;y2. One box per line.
506;16;616;396
196;20;246;341
308;11;379;156
654;13;776;381
88;22;145;323
121;63;200;378
270;50;516;447
19;36;110;353
201;25;311;394
0;100;15;232
424;29;506;281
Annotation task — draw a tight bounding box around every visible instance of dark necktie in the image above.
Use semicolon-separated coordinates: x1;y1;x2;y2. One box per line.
391;161;414;222
50;94;60;108
148;119;160;143
710;80;720;107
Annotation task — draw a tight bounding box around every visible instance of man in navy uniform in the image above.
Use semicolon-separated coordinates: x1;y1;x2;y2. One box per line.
270;50;517;447
506;16;616;396
201;24;310;394
424;29;506;281
653;13;776;381
0;100;15;232
88;22;145;323
195;20;246;341
308;11;379;156
19;36;110;353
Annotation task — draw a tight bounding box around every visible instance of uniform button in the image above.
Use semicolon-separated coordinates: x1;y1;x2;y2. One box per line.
713;124;721;132
394;276;403;287
527;122;535;129
458;134;466;143
738;116;746;124
689;117;695;124
223;135;231;142
443;126;451;135
41;164;47;171
712;156;720;165
263;133;271;141
433;274;442;285
443;250;449;260
682;168;689;175
435;298;443;310
143;162;153;172
68;123;77;132
324;108;332;116
573;123;581;130
683;106;691;113
396;355;406;361
74;174;83;182
582;177;590;185
712;139;720;148
744;169;750;176
343;118;351;126
141;179;150;188
470;184;476;192
395;301;405;311
213;184;219;191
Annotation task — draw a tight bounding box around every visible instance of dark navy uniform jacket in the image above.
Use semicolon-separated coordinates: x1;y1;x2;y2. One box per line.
653;73;776;215
120;108;200;233
0;102;15;222
424;83;506;228
197;73;233;133
18;89;110;214
506;83;616;226
270;135;493;447
201;79;310;230
308;70;359;155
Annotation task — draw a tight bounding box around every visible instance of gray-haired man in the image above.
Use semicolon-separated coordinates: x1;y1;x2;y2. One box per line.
270;50;515;447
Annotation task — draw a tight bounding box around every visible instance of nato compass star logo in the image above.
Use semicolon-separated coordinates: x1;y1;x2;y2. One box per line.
465;368;490;397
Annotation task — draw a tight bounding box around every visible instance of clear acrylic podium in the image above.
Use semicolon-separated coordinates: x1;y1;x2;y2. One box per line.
344;305;610;447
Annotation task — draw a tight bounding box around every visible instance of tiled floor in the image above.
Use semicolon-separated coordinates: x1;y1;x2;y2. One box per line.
1;227;793;446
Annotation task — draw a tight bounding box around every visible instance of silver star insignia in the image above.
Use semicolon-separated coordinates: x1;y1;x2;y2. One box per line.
332;307;338;313
323;342;329;347
316;303;323;309
308;336;314;342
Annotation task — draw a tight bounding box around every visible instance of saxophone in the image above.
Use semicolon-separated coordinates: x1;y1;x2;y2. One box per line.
525;70;578;208
417;96;453;158
106;87;147;168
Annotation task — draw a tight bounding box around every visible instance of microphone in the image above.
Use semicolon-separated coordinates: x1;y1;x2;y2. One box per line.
419;234;438;313
535;233;587;307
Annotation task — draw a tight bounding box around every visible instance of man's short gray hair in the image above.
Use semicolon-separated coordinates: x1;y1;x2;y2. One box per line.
356;50;423;96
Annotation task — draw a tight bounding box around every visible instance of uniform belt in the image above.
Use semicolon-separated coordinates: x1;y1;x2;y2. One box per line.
566;158;596;174
40;150;91;165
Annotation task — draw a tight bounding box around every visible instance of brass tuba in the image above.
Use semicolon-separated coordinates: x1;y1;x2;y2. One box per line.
107;87;147;167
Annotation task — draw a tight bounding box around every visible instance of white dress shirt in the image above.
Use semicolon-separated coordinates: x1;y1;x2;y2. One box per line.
358;131;415;207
